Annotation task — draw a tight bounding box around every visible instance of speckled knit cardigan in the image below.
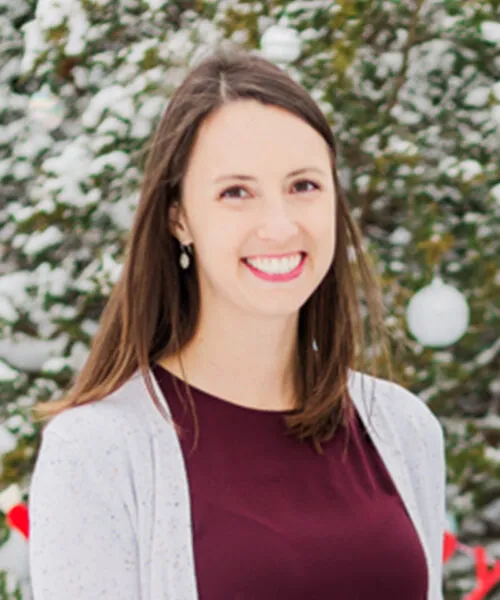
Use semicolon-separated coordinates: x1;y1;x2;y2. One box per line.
28;369;446;600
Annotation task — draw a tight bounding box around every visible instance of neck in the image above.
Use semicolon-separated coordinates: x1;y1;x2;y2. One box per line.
158;306;299;412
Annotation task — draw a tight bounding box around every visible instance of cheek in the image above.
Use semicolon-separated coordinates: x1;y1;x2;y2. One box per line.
309;204;336;245
192;229;242;272
308;210;336;269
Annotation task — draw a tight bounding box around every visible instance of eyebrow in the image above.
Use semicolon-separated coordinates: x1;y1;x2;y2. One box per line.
213;167;328;183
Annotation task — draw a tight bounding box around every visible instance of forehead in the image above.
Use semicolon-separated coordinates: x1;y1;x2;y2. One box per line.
186;100;331;176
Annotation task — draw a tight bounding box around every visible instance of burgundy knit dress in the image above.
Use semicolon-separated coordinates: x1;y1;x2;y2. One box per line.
153;364;427;599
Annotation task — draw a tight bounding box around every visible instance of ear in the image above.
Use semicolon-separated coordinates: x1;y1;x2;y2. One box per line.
168;202;193;245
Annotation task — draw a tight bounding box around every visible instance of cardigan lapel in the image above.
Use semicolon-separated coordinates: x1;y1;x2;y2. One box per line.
145;368;200;600
348;371;433;599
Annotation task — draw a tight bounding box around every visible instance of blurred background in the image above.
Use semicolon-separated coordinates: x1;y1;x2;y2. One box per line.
0;0;499;598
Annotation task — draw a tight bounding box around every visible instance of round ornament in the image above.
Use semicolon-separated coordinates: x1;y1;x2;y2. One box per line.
406;276;470;347
260;25;302;64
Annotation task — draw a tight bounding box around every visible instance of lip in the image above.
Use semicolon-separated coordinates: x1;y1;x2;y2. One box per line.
242;252;307;283
244;251;304;260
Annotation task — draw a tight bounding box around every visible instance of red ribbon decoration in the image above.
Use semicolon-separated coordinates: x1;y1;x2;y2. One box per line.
5;504;29;540
443;530;500;599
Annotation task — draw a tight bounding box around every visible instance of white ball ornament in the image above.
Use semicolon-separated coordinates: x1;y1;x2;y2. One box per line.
406;276;470;348
28;85;65;131
260;25;302;64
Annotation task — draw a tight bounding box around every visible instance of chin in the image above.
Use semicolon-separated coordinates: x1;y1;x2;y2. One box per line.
248;295;311;318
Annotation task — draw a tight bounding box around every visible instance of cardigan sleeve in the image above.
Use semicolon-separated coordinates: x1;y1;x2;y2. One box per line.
28;424;140;600
431;415;447;600
408;392;447;600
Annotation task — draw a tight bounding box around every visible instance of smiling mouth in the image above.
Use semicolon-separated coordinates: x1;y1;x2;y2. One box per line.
242;252;307;280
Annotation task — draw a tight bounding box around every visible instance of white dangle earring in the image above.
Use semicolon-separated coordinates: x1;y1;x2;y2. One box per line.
179;243;192;270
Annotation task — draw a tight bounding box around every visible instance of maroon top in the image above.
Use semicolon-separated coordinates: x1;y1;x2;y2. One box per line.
153;364;428;599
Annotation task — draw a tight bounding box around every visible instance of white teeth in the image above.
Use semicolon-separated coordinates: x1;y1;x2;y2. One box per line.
246;253;303;274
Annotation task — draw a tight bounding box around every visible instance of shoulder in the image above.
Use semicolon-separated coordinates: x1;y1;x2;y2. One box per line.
32;376;155;506
40;371;152;450
349;369;445;449
30;379;152;531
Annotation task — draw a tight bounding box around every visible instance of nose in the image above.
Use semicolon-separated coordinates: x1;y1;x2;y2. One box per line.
255;199;300;243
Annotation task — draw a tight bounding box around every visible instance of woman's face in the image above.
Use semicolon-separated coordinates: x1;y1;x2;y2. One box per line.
171;99;336;320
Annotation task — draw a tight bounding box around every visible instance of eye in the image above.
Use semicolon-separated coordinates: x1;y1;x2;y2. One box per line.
292;179;320;193
220;186;250;200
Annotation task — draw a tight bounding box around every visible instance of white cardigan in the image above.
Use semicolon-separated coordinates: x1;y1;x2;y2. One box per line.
28;368;447;599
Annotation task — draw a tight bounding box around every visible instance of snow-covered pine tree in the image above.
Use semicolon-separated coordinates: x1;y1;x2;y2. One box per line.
0;0;499;597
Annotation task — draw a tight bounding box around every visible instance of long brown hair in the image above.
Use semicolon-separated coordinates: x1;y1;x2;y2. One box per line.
31;46;392;455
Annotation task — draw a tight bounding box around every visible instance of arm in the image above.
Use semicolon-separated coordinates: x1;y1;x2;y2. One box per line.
28;426;140;599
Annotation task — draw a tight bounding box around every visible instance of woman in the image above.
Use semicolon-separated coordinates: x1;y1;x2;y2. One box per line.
28;47;446;599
